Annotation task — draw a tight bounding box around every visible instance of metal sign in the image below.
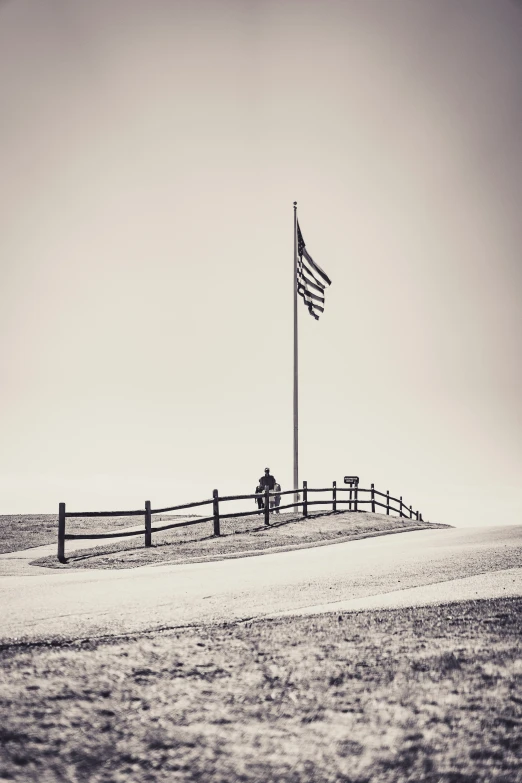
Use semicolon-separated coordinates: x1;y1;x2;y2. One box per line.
344;476;359;485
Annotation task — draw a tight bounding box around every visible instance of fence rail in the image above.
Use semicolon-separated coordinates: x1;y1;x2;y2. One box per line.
57;481;425;562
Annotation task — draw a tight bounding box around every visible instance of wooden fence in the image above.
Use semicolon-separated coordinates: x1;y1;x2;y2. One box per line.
57;482;424;562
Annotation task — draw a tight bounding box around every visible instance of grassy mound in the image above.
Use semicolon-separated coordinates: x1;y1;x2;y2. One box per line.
0;513;140;554
32;511;447;570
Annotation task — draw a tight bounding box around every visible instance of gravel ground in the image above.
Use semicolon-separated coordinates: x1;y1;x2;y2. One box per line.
0;597;520;783
32;511;445;570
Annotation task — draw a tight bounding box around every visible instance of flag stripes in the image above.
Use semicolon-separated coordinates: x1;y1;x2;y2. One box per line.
296;220;331;320
300;268;324;293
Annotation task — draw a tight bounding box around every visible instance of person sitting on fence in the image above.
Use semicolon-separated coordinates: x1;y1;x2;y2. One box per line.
271;482;281;513
255;484;264;511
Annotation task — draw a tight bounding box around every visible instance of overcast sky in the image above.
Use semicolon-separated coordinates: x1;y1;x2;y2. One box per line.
1;0;521;526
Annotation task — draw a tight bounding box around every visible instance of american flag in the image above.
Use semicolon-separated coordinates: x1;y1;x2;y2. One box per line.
296;220;331;320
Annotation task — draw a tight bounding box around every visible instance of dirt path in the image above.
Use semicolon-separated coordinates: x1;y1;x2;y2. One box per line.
1;525;521;644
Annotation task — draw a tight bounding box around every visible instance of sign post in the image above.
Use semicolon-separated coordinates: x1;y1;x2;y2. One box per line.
344;476;359;512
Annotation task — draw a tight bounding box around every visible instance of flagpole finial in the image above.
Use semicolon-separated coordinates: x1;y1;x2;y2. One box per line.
293;201;297;210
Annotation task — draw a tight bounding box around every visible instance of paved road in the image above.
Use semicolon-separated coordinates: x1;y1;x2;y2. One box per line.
0;525;521;643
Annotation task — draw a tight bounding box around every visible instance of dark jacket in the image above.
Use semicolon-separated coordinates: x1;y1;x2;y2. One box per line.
259;473;276;490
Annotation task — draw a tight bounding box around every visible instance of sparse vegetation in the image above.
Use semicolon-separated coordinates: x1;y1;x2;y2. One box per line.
0;597;520;782
30;511;445;570
0;514;139;554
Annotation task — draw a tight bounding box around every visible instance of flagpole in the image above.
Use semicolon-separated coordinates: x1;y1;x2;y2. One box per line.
293;201;299;509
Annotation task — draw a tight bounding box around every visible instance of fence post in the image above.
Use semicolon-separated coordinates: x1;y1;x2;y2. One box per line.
416;509;419;521
58;502;66;563
354;483;358;512
399;496;403;518
409;505;413;519
303;481;308;517
145;500;152;547
371;483;375;513
332;480;336;513
386;490;390;516
213;489;220;536
420;512;423;522
348;484;352;512
264;486;270;526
